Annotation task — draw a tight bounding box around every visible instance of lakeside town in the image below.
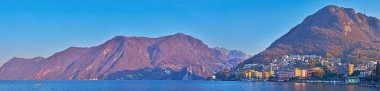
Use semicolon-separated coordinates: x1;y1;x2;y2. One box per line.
210;54;380;87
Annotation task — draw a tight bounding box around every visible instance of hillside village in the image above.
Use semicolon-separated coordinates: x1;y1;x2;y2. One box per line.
213;54;380;85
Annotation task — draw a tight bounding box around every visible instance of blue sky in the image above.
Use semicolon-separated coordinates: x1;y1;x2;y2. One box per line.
0;0;379;64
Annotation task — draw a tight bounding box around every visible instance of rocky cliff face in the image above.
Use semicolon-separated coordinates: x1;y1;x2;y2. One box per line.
245;5;380;64
0;33;249;80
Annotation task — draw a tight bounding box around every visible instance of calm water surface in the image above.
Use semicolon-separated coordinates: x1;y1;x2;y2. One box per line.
0;80;378;91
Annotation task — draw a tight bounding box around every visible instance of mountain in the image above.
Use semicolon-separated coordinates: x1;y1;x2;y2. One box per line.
0;33;249;80
0;57;45;79
244;5;380;64
211;47;251;68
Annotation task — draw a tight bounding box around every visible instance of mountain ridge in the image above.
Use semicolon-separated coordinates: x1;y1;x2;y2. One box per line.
0;33;250;80
244;5;380;64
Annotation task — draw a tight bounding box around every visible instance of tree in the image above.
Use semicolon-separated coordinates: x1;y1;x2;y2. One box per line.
351;70;360;76
215;69;230;81
311;68;324;80
289;77;300;82
375;61;380;81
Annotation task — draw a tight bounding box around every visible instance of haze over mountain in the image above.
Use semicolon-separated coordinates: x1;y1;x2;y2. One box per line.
0;33;250;80
245;5;380;64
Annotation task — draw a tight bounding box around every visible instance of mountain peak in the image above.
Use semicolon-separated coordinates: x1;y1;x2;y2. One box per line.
322;5;341;11
164;33;197;41
9;57;24;61
323;5;339;10
111;35;126;40
105;35;127;44
9;56;45;62
172;33;189;37
31;56;45;60
318;5;356;15
296;5;365;33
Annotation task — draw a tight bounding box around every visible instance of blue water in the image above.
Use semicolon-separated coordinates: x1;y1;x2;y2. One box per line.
0;80;378;91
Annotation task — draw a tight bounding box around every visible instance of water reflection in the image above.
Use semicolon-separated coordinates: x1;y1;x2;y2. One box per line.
347;85;355;91
294;82;306;91
0;80;379;91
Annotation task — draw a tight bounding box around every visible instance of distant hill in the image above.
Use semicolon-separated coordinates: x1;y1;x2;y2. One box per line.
244;5;380;64
0;33;250;80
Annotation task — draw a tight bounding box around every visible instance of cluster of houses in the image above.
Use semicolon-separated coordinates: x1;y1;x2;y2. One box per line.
243;68;274;81
240;54;376;83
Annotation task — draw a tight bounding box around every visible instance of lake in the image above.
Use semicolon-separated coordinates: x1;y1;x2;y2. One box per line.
0;80;378;91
